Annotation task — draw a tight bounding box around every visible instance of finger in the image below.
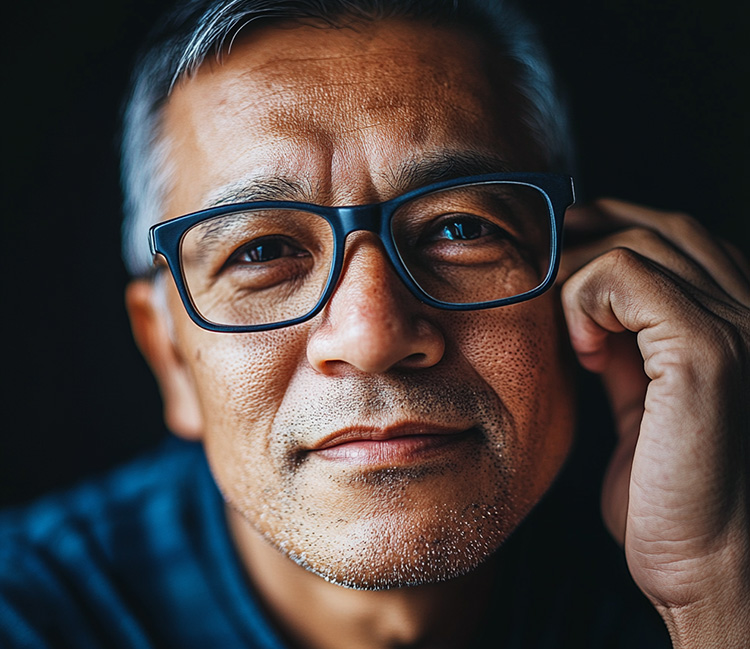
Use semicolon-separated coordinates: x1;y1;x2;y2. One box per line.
562;247;700;372
590;198;750;305
559;227;723;301
561;244;749;394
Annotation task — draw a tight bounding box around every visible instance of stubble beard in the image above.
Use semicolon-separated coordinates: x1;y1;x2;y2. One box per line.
221;374;550;591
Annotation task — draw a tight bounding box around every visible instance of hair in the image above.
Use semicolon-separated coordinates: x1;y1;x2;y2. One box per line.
120;0;574;277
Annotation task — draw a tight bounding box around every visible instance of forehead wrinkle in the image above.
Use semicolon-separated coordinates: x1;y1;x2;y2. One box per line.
233;38;460;74
260;90;490;163
229;47;445;96
162;20;540;219
222;39;483;118
256;80;498;163
251;79;444;119
323;104;497;152
191;31;504;160
235;49;424;72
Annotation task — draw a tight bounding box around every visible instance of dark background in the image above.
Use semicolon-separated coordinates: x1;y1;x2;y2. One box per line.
2;0;749;507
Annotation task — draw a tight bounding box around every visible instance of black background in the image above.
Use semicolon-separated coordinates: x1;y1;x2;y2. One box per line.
2;0;749;507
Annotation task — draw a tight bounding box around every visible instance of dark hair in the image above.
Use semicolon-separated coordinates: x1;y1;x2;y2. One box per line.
121;0;573;276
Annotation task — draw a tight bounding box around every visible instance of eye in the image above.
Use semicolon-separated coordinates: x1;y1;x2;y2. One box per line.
407;212;528;269
228;236;309;265
425;215;502;244
436;217;494;242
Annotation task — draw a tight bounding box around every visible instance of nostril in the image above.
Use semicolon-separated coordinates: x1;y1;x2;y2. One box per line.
307;318;445;374
403;352;428;367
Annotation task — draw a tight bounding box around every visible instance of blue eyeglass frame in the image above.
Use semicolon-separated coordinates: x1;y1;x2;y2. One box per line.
149;172;575;333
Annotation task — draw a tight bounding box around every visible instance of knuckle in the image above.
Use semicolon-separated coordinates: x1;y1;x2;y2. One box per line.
561;246;649;307
560;258;608;308
603;245;648;272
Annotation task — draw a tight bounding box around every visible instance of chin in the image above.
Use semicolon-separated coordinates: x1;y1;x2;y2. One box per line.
265;500;527;591
287;552;489;591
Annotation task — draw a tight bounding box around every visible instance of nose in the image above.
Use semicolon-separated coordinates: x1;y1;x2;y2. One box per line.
306;233;445;375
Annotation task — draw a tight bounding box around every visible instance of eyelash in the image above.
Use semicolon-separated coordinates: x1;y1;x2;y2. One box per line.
220;237;309;273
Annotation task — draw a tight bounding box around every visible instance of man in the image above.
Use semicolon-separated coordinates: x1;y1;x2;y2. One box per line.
2;0;748;647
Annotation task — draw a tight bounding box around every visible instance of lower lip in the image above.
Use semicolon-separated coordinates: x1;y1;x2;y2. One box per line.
312;432;473;466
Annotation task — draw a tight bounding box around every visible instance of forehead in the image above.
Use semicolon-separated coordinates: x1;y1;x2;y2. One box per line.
161;18;537;215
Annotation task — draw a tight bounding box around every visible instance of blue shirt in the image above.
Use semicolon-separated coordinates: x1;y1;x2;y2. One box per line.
0;437;670;648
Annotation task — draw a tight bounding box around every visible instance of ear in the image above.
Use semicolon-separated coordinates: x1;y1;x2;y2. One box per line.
125;279;204;441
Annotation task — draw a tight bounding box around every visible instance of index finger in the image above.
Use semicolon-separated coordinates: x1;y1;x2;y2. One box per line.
561;198;750;305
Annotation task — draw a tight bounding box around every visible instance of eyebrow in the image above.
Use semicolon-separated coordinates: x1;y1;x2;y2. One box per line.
203;150;514;209
189;150;518;257
387;151;514;193
206;177;315;208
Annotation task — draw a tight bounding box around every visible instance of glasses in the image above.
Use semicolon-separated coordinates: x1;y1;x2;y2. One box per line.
149;172;574;332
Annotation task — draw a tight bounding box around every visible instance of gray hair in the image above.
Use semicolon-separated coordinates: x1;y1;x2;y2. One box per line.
120;0;574;277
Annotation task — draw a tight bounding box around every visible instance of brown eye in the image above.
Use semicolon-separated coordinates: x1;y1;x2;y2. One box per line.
229;237;309;265
436;217;494;241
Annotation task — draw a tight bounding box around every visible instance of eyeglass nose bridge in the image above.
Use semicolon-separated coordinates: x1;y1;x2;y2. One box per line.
326;202;405;293
322;202;406;301
336;203;384;237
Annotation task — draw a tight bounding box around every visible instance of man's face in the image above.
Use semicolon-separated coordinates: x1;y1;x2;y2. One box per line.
153;19;576;589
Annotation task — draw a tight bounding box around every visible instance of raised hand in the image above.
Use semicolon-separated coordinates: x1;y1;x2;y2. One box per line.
559;199;750;648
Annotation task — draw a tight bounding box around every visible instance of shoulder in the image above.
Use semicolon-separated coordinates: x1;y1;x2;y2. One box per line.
0;436;204;548
0;438;210;647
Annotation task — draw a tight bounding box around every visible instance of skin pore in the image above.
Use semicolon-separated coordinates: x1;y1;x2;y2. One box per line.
128;19;577;649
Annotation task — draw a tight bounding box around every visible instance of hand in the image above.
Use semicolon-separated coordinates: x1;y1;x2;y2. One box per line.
558;199;750;648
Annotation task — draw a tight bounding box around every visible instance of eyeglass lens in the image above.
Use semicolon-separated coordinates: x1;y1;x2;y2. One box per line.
179;181;553;327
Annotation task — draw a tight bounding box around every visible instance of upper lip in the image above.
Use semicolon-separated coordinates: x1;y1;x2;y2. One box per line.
310;422;473;451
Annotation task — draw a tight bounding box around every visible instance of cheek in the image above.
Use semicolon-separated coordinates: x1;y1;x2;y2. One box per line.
445;295;575;463
178;322;310;471
451;298;561;389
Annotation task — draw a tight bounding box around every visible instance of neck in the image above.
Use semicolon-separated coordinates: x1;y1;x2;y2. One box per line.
227;507;497;649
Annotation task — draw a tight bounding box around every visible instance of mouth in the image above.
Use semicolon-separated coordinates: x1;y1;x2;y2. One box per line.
307;424;478;467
